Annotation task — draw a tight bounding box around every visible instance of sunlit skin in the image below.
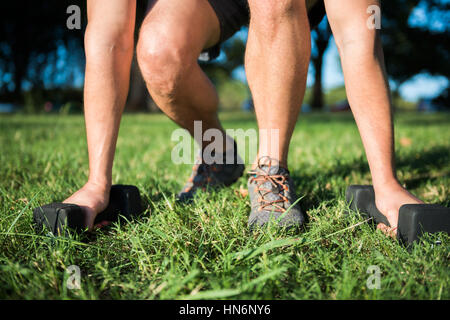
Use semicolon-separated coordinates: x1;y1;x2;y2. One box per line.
64;0;230;230
246;0;423;238
63;0;136;230
137;0;228;149
246;0;311;169
65;0;423;237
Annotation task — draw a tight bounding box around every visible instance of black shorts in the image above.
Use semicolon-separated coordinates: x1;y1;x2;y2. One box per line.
204;0;326;60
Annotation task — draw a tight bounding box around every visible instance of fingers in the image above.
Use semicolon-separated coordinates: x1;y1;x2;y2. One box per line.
93;220;112;231
377;223;397;239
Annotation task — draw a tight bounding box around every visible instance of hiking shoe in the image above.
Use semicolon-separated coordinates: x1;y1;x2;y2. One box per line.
247;157;305;229
177;142;245;202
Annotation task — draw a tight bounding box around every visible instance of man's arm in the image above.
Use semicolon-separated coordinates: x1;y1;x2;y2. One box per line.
324;0;423;237
63;0;136;230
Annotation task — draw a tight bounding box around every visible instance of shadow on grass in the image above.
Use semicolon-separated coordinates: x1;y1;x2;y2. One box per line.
396;114;450;126
291;145;450;212
137;145;449;218
221;111;450;128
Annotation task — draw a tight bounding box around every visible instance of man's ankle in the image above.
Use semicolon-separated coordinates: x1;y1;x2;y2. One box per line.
251;155;287;171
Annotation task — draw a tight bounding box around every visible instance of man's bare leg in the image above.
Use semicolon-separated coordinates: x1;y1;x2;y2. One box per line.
324;0;423;237
63;0;136;230
246;0;311;169
244;1;311;229
137;0;246;201
137;0;232;152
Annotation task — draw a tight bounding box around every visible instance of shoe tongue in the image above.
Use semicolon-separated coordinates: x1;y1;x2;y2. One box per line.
199;140;239;165
258;165;289;176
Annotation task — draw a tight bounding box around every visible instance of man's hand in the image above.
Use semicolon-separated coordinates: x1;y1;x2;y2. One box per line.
63;182;111;231
375;183;424;238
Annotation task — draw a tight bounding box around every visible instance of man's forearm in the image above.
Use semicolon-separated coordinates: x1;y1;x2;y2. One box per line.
83;2;136;187
340;37;397;190
84;42;134;187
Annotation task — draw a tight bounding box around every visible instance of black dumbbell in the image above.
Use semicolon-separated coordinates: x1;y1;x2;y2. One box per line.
33;185;143;236
346;185;450;245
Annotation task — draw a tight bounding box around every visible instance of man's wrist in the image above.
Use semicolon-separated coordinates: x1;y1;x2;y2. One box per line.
373;177;403;195
86;177;112;192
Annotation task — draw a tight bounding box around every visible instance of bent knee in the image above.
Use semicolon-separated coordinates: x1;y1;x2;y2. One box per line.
137;31;196;99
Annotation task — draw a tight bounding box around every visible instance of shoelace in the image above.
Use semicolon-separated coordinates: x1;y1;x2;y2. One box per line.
248;157;290;213
183;162;221;193
183;149;237;193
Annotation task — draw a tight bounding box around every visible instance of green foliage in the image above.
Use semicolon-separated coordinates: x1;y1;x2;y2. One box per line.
382;0;450;86
304;86;416;110
217;79;250;111
309;0;449;110
20;88;83;113
0;112;449;299
59;101;83;115
0;1;86;99
23;89;46;114
324;86;347;107
202;36;247;84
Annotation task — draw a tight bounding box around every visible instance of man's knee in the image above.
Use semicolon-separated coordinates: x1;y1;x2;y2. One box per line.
249;0;303;23
137;28;195;100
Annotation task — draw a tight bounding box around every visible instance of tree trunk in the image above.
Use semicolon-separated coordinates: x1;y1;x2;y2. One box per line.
126;55;159;112
311;54;324;110
310;22;331;111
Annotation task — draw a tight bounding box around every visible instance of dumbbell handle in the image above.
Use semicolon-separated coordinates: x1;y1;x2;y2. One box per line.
33;184;142;236
346;185;390;226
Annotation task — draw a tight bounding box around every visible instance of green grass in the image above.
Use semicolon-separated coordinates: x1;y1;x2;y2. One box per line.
0;111;449;300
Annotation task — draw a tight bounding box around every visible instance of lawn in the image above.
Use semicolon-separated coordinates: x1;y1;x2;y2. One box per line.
0;111;449;300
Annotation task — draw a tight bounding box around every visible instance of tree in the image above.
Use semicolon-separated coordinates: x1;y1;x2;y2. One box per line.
200;34;247;86
382;0;449;88
308;0;449;110
0;1;86;102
